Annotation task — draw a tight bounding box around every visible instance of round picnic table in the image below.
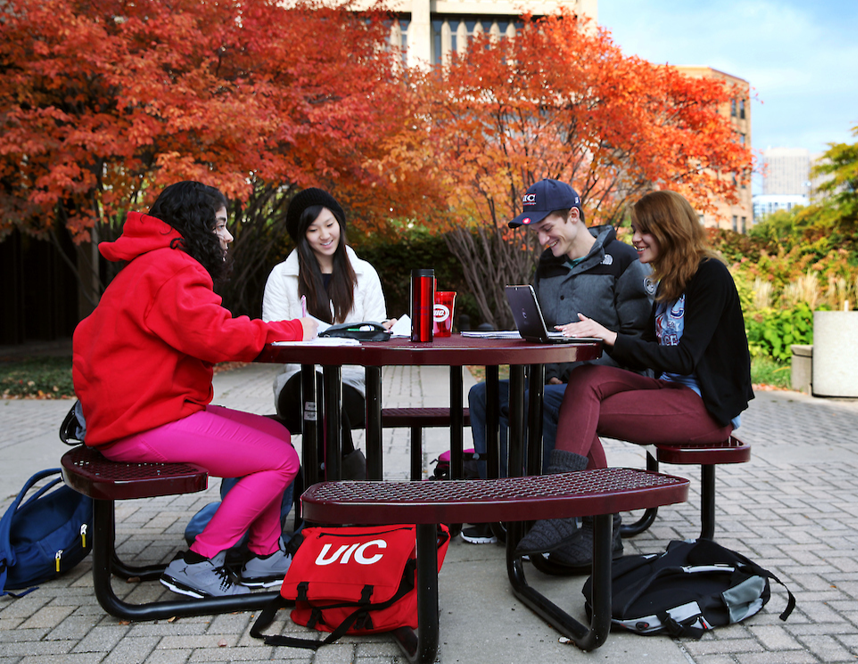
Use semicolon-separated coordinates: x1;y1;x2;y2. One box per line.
256;334;602;484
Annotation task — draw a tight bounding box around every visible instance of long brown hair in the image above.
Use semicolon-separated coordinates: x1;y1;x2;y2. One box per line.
294;204;357;324
631;191;721;302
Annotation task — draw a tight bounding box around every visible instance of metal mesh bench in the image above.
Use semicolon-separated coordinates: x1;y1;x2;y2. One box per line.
301;467;689;660
380;407;471;480
620;435;751;540
61;445;280;621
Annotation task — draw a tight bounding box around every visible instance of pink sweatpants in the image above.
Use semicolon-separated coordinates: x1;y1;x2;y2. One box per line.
556;365;733;468
101;405;299;559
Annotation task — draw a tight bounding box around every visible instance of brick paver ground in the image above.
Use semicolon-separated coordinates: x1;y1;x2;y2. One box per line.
1;361;857;663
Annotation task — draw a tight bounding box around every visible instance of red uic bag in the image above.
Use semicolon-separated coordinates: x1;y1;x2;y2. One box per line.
251;524;450;650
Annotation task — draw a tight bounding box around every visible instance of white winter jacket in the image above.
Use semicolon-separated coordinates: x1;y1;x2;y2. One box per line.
262;246;388;412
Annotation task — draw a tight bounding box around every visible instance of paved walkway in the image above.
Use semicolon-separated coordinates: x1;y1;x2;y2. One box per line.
1;362;858;663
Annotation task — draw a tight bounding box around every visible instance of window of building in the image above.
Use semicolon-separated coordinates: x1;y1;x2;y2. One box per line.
741;216;746;233
731;99;737;117
739;98;746;119
399;19;409;49
432;19;443;64
732;215;738;231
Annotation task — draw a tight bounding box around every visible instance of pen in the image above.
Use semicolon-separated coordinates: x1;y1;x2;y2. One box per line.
301;295;307;317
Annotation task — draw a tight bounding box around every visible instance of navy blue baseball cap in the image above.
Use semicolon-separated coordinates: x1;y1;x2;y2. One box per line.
508;179;582;228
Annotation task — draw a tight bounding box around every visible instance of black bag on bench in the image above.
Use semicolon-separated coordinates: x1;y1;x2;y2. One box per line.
583;539;796;639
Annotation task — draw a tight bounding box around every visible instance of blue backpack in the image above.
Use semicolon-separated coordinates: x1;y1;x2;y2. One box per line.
0;468;93;596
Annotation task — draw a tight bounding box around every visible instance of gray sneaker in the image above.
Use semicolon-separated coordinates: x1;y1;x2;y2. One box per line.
160;550;250;598
240;548;292;588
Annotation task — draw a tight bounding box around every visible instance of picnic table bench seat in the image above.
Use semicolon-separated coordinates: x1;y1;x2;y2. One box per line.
60;444;280;621
620;435;750;540
300;467;690;661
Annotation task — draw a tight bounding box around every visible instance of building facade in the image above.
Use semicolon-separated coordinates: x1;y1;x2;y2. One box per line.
675;66;753;233
352;0;598;68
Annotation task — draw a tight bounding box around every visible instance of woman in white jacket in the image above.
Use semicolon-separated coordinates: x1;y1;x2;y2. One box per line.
262;188;393;479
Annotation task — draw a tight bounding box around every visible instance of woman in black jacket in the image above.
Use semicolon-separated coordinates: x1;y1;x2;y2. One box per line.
516;190;754;567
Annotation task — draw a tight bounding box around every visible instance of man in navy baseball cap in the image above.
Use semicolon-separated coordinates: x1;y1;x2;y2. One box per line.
509;179;584;228
463;177;652;553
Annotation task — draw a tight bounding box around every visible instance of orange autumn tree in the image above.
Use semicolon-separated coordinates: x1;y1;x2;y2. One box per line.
411;12;752;328
0;0;415;314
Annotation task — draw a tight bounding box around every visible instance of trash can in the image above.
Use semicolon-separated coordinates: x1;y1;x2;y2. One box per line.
812;311;858;398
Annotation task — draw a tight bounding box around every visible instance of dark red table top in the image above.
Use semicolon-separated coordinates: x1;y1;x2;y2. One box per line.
256;334;602;367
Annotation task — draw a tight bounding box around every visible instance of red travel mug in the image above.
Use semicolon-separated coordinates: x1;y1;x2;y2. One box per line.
410;269;435;342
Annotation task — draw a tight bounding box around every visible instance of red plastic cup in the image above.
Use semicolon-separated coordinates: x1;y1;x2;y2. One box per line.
433;291;456;338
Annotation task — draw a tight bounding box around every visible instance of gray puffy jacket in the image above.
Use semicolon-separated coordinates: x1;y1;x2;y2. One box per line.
534;225;653;382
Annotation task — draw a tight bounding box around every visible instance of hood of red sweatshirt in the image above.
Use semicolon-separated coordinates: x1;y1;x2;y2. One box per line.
99;212;184;263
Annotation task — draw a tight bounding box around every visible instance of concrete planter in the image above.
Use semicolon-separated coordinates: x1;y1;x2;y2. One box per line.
812;311;858;398
790;344;813;394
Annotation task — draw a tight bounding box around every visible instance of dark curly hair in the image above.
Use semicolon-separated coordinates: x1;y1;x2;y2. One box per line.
148;181;230;283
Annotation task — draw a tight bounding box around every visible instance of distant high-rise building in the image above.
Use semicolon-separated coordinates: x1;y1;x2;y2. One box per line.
752;194;808;220
762;147;811;196
675;66;752;233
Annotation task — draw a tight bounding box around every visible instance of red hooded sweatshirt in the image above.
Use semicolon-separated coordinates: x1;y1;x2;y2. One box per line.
73;212;303;447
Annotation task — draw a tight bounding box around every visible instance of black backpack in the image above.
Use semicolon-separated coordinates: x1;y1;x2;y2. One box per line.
583;539;796;639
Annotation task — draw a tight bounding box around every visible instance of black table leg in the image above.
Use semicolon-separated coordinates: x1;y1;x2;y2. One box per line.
301;364;320;487
365;366;383;481
700;465;717;540
92;500;279;621
507;365;526;478
527;364;545;476
322;365;343;481
391;523;440;664
449;366;464;480
485;365;500;480
506;513;613;651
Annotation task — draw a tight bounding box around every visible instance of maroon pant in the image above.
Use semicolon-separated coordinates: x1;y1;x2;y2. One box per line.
556;365;733;469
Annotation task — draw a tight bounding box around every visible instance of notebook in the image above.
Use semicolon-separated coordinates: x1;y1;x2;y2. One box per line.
505;285;602;344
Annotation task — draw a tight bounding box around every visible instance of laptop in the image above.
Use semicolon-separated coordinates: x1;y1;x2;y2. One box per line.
505;285;602;344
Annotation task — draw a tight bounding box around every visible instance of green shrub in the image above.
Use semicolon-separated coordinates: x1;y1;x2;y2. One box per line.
750;356;792;389
745;302;814;362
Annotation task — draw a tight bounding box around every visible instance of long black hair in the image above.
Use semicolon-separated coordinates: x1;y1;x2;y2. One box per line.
148;181;230;283
294;204;357;324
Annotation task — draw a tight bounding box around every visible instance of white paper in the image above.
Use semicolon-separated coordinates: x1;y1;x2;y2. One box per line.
389;315;412;338
271;337;360;347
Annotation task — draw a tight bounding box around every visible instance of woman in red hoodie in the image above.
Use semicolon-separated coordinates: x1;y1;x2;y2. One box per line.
73;181;317;598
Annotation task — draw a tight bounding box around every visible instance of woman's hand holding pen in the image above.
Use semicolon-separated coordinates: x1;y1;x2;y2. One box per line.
381;318;398;331
555;314;618;347
299;317;318;341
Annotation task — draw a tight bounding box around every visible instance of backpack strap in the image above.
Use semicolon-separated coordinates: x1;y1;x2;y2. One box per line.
658;612;706;640
250;560;417;650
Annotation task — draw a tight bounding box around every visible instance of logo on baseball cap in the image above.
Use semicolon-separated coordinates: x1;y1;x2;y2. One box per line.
508;179;582;228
